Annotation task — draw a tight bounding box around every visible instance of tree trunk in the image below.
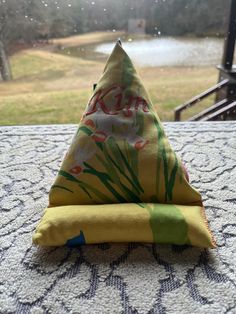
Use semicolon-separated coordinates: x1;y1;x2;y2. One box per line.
0;40;12;81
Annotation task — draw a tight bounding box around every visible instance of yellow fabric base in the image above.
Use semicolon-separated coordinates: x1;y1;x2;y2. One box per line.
33;203;216;248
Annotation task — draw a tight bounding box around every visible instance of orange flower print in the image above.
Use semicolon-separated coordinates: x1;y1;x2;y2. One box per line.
91;131;108;143
70;165;82;175
85;119;96;129
134;139;149;150
82;110;150;151
69;142;97;177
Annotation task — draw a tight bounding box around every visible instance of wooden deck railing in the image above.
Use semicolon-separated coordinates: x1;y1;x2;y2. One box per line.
174;79;229;121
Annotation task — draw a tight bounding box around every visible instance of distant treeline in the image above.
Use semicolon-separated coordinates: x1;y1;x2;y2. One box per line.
0;0;231;80
41;0;231;38
0;0;231;45
74;0;230;37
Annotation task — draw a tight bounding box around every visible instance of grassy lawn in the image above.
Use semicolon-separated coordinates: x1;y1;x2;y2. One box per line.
0;32;218;125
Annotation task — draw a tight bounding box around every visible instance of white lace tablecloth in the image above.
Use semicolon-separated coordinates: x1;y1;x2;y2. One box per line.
0;122;236;314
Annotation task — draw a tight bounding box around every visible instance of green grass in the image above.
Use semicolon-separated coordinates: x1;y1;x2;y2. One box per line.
11;54;54;80
0;90;90;125
10;50;79;81
140;66;218;121
0;32;219;125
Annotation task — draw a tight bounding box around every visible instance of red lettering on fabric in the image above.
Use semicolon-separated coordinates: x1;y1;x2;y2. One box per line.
85;85;150;117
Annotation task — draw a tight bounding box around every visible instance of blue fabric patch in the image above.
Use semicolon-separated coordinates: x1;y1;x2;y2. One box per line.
66;231;86;247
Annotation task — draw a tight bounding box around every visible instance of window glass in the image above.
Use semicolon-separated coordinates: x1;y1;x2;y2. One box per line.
0;0;230;125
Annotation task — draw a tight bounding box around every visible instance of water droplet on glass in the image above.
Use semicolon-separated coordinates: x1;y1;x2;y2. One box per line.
25;15;28;18
158;31;161;35
68;4;72;7
103;8;107;11
91;1;95;5
56;6;60;9
112;29;116;33
128;38;132;42
44;3;48;7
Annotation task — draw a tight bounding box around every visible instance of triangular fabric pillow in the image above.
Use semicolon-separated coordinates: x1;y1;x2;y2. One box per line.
33;42;216;248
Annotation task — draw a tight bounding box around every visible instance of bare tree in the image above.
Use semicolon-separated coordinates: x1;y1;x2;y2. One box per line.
0;0;42;81
0;40;12;81
0;0;17;81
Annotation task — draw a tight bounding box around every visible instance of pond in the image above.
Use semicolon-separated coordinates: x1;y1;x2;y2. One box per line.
95;37;224;67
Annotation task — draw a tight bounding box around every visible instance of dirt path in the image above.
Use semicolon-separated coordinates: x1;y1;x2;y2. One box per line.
51;31;125;47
